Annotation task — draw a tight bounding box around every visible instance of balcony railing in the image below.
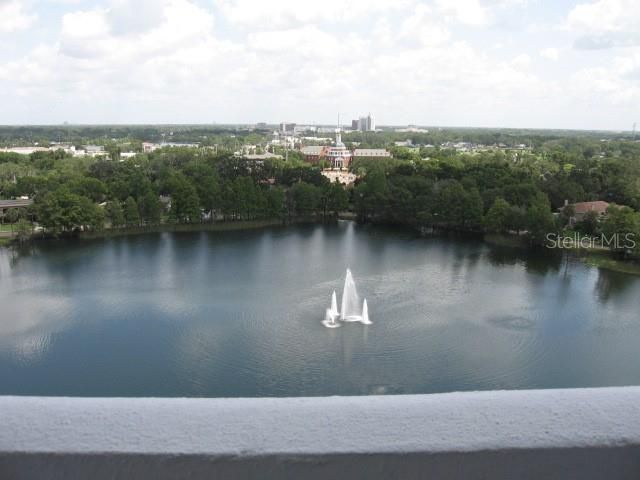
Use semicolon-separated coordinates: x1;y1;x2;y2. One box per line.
1;387;639;479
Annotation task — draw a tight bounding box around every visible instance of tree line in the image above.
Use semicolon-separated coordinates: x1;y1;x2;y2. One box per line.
0;149;349;235
1;133;640;257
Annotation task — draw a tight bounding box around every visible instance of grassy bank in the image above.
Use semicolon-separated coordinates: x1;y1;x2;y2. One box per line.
581;251;640;275
77;219;289;240
483;233;528;249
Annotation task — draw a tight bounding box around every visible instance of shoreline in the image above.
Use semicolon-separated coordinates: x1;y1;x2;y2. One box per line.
4;220;640;276
78;219;290;240
2;217;333;244
483;233;640;276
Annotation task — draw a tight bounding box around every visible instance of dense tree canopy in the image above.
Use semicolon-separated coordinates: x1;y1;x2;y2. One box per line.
1;126;640;257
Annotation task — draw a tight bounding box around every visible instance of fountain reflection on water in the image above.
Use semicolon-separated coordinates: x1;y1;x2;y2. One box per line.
322;269;371;328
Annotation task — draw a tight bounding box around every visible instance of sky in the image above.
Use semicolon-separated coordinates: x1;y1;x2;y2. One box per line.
0;0;639;129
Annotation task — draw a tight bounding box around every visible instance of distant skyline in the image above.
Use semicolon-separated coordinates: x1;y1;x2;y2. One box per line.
1;0;639;130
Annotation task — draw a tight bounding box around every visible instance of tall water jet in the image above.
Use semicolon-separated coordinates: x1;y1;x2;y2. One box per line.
341;268;361;321
361;299;371;325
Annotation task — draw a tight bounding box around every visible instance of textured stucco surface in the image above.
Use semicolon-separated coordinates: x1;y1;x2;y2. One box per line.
1;387;640;479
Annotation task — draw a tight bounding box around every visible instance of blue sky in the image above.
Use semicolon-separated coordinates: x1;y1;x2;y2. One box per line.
0;0;638;129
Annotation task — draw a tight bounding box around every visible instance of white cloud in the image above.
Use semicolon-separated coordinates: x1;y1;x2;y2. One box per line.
247;26;340;55
399;4;451;47
435;0;490;26
571;49;640;104
0;0;36;33
62;9;110;39
0;0;638;129
568;0;640;48
511;53;531;69
539;47;560;61
214;0;412;29
59;0;215;60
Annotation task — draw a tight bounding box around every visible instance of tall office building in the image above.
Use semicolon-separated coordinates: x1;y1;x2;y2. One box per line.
367;113;375;131
352;114;376;132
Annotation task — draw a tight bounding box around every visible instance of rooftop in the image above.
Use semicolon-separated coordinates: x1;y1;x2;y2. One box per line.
0;199;33;208
571;201;610;215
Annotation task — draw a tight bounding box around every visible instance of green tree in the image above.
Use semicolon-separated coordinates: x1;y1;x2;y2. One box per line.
507;205;527;234
264;187;285;219
461;188;483;228
289;182;320;216
124;197;141;226
138;191;162;224
5;208;21;225
106;201;125;228
323;182;349;217
526;192;555;245
576;210;599;235
485;198;511;233
601;205;639;254
433;180;466;226
354;167;390;220
35;188;104;234
170;178;201;223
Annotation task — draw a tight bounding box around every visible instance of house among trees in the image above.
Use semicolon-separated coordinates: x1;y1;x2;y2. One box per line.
0;199;33;220
301;146;327;164
561;200;610;225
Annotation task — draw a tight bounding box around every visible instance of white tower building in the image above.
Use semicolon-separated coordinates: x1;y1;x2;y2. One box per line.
325;123;352;170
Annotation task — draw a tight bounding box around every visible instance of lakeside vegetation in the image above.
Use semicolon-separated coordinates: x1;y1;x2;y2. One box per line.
1;126;640;273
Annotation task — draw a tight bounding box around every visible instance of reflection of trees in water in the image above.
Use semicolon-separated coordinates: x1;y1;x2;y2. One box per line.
6;243;38;269
485;245;562;275
594;270;636;304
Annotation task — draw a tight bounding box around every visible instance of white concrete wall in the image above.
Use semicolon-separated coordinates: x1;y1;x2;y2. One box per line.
1;387;640;479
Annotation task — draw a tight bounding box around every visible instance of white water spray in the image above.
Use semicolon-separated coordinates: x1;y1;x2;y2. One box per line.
322;269;372;327
362;299;371;325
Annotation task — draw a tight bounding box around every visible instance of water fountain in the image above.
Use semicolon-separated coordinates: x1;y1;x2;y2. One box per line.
322;269;371;328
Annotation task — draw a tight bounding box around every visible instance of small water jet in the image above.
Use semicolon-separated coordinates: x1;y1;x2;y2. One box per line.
361;299;371;325
322;308;341;328
330;291;339;318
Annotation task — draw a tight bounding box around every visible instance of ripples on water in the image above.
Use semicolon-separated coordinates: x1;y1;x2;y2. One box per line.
1;222;640;397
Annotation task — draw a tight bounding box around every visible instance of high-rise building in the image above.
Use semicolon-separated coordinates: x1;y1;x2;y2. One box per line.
367;113;375;131
352;114;376;132
279;122;296;133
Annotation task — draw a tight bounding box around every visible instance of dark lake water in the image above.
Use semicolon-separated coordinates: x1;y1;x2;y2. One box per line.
1;221;640;397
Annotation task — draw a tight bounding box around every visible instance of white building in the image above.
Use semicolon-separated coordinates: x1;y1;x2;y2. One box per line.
353;149;391;158
0;147;49;155
325;128;352;169
243;152;283;162
142;142;199;153
271;131;296;149
294;126;317;134
322;170;357;185
84;145;106;157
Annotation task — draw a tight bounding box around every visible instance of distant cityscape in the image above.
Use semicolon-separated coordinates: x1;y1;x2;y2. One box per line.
0;114;541;187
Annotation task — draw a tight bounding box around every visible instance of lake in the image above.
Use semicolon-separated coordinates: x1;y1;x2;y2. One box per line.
1;221;640;397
